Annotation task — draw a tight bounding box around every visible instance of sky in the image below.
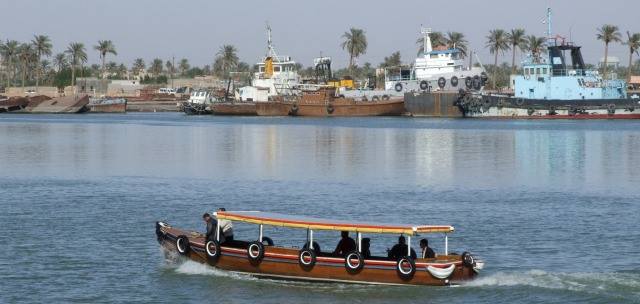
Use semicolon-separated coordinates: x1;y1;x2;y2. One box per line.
1;0;638;69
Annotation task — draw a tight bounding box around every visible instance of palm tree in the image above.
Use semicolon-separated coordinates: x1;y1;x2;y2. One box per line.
149;58;163;77
526;35;547;63
133;58;145;76
446;32;468;57
486;29;510;88
1;40;19;87
18;43;35;89
624;31;640;82
65;42;87;86
596;24;622;79
506;29;527;73
31;35;52;90
416;31;447;54
341;28;367;70
216;45;239;77
380;51;402;68
94;40;117;79
179;58;190;76
53;53;67;72
40;60;51;85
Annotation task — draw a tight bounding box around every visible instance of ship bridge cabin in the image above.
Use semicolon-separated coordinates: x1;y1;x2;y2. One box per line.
251;55;300;97
514;43;626;100
414;48;466;79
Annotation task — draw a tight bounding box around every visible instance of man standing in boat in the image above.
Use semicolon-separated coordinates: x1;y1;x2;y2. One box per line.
217;208;234;244
202;213;217;242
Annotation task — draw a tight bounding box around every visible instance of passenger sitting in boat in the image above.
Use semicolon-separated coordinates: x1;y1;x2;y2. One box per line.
202;213;217;242
361;238;371;259
332;231;356;256
217;208;234;244
388;236;417;260
419;238;436;259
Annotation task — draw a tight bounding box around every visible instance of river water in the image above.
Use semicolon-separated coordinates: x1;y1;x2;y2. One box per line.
1;113;639;303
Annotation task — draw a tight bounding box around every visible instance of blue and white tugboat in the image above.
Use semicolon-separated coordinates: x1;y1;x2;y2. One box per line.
457;8;640;119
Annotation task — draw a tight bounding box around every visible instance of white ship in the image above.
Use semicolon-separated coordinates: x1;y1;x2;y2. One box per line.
237;26;301;102
385;27;486;93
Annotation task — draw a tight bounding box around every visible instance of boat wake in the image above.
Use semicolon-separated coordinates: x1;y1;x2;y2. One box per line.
463;269;640;295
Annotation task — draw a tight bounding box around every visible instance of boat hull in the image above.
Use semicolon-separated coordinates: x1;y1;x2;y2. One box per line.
255;102;292;116
404;91;464;117
458;93;640;119
212;103;257;115
24;95;89;113
158;224;478;286
293;98;405;117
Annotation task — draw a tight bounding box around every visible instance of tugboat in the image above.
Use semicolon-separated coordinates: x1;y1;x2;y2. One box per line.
182;90;215;115
457;8;640;119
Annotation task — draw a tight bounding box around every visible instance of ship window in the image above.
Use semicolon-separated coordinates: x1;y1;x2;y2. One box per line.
274;66;281;72
259;66;264;72
430;54;438;59
542;68;548;74
536;68;541;75
524;68;530;75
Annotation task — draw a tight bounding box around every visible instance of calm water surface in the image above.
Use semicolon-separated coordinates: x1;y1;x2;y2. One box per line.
1;113;639;303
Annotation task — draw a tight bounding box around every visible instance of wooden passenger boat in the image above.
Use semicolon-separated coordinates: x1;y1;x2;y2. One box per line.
156;211;483;286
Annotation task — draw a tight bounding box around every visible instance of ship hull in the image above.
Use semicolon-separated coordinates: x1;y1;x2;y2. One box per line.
212;103;257;115
255;102;292;116
404;91;464;117
458;93;640;119
292;98;405;117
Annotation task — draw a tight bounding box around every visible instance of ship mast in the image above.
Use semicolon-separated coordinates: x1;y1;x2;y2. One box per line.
266;23;280;62
546;7;554;46
421;27;433;54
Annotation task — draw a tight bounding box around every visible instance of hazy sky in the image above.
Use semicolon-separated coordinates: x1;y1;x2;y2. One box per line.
1;0;638;69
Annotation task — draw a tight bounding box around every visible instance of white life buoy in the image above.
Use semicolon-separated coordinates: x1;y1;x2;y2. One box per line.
427;264;456;279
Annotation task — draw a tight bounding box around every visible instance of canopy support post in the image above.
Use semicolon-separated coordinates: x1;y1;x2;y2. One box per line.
357;232;362;252
259;224;263;242
216;221;220;242
445;234;448;255
407;235;411;256
309;230;314;249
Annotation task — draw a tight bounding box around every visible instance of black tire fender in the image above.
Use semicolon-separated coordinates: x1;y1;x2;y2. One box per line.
261;237;274;246
205;240;221;263
451;76;459;87
176;235;190;255
419;80;429;90
438;77;446;89
247;241;265;264
394;83;403;92
299;248;317;271
462;251;475;267
396;256;416;280
344;250;365;273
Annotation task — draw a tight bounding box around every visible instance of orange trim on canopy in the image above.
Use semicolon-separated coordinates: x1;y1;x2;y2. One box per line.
214;211;454;235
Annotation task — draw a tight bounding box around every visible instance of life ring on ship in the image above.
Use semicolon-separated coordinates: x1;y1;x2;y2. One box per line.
298;248;317;271
451;76;459;87
247;241;265;264
176;235;191;255
327;104;335;114
382;95;390;101
372;95;380;101
438;77;447;89
205;240;221;263
420;80;429;91
395;83;403;92
465;77;473;89
396;256;416;280
261;237;274;246
462;252;475;267
345;250;365;273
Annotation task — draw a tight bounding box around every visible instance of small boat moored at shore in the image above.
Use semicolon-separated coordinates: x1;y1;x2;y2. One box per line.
156;211;482;286
88;97;127;113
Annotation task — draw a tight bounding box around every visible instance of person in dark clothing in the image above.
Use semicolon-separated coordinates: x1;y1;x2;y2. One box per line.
419;238;436;259
361;238;371;259
388;236;417;260
333;231;356;257
203;213;218;242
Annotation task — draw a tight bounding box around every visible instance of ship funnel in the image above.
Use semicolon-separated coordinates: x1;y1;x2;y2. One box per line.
264;57;273;78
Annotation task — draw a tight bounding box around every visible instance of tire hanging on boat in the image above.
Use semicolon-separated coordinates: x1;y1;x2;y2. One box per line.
382;95;390;101
420;80;429;91
372;96;380;101
396;256;416;280
465;77;473;89
394;83;403;92
344;251;365;273
298;248;317;271
438;77;446;89
247;241;265;264
326;104;335;114
205;240;221;263
527;107;535;116
473;76;482;90
607;104;616;115
176;235;190;255
451;76;459;87
261;237;274;246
